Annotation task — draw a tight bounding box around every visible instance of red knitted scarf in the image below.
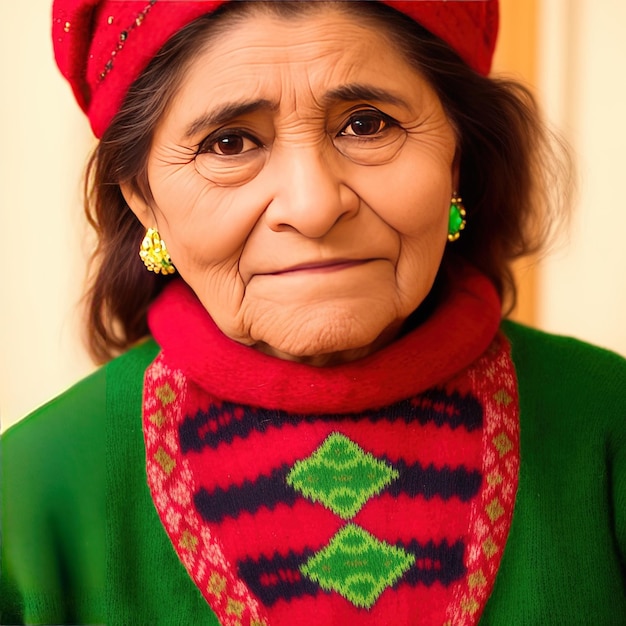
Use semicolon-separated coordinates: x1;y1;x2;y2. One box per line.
144;269;519;625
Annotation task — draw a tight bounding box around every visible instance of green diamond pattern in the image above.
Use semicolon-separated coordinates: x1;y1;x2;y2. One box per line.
301;524;415;608
286;433;399;519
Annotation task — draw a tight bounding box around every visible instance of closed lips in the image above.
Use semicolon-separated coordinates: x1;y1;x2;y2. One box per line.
269;259;376;275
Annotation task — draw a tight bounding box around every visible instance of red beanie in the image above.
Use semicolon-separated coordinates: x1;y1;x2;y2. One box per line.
52;0;499;138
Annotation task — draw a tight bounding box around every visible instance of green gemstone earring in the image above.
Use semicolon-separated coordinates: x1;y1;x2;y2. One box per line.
447;195;466;242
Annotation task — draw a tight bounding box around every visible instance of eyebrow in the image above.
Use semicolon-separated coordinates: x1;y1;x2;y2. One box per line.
322;83;409;108
184;99;278;138
183;84;409;138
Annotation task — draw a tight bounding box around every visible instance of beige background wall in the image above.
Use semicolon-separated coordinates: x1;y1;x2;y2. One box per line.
536;0;626;353
1;0;625;431
0;0;95;431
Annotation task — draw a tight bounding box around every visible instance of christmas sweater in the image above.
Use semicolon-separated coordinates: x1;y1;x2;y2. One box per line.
2;271;625;625
141;269;515;626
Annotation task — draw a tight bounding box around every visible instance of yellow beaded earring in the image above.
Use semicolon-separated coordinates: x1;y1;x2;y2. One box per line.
139;228;176;274
447;195;466;242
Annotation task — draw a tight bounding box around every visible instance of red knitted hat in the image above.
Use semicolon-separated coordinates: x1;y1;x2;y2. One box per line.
52;0;499;138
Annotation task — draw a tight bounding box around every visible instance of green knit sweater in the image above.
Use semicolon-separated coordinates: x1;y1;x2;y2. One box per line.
1;321;625;625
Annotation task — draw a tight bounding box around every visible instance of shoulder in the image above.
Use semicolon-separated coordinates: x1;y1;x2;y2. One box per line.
2;338;159;453
501;319;626;385
1;339;160;622
2;364;107;482
500;320;626;432
1;338;160;508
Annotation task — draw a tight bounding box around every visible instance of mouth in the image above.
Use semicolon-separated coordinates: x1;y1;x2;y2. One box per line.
269;259;373;276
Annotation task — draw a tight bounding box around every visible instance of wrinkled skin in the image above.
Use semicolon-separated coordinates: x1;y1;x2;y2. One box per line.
122;6;458;365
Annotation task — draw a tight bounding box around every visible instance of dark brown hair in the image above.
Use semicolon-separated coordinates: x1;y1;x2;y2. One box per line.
83;0;571;362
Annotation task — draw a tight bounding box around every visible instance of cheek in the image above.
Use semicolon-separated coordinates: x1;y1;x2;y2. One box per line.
354;161;452;237
149;170;266;270
350;155;452;310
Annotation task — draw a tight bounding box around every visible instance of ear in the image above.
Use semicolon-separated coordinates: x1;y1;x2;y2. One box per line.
120;182;154;229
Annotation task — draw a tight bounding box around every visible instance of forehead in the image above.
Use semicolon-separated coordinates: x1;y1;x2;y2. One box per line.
198;8;396;66
165;7;430;117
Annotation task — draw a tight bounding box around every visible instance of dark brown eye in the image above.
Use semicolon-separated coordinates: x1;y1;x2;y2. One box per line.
198;131;261;156
341;113;388;137
214;134;245;155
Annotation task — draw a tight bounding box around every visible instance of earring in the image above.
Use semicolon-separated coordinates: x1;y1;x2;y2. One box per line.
139;227;176;274
447;195;466;242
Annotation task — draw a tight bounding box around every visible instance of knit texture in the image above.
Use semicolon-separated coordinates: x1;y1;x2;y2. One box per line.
140;271;516;625
143;334;519;625
146;269;501;415
2;303;625;624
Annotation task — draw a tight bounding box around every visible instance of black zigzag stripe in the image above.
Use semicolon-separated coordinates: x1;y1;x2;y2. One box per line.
194;465;296;523
399;538;466;587
386;459;482;503
238;549;318;606
238;538;466;606
179;389;482;453
193;461;481;524
410;388;483;430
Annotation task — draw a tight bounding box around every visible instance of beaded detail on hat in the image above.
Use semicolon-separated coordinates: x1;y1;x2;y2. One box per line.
98;0;157;82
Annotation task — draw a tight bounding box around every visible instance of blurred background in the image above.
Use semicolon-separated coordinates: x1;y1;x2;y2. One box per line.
1;0;625;431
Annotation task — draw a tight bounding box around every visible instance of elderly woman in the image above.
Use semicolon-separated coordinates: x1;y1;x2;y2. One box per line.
1;0;625;624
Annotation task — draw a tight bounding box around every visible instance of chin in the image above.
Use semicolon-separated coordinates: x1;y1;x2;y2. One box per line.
249;307;404;365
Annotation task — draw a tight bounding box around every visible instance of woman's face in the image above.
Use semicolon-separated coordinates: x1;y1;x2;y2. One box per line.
123;6;458;365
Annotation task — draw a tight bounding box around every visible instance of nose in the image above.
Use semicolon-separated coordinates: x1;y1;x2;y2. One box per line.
264;146;360;238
